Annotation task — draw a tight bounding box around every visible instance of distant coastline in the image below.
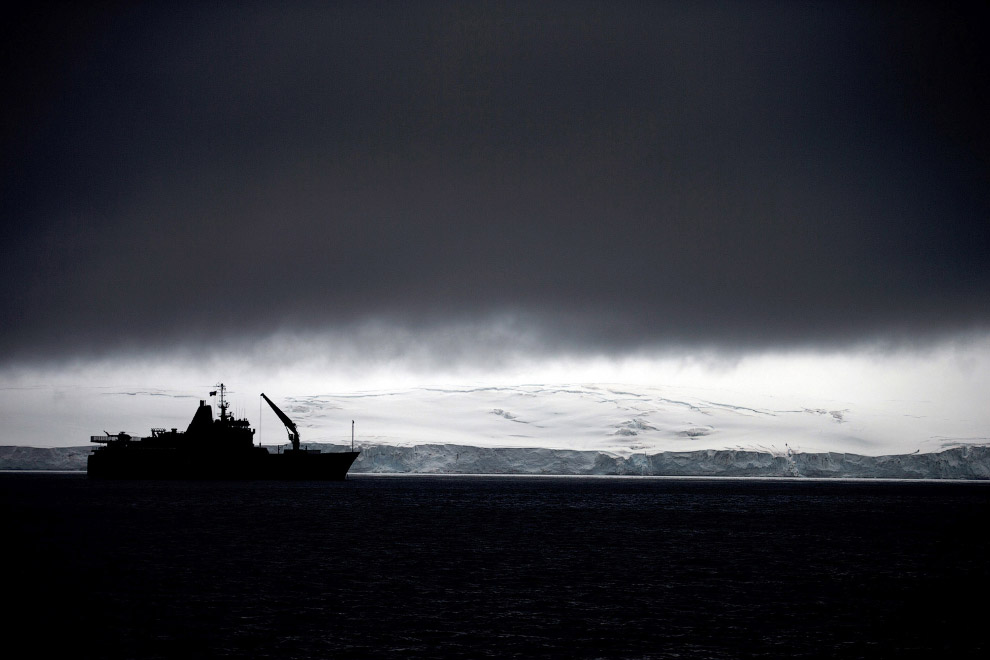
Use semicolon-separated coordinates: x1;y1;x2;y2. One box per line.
2;444;988;479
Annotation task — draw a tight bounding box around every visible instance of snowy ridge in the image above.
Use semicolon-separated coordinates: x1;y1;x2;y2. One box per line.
3;444;989;478
271;383;986;457
6;382;986;457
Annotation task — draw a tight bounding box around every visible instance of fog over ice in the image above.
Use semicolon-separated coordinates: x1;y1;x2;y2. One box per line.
2;1;988;371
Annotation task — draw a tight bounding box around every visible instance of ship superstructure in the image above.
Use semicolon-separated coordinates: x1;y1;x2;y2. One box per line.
88;384;359;479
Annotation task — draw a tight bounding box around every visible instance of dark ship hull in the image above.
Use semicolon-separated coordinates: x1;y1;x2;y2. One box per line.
88;385;359;480
87;448;360;480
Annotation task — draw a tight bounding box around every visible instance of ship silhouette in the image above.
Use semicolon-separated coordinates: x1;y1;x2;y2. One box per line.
87;384;359;479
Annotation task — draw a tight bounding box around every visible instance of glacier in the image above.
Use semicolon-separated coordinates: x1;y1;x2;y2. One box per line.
3;381;988;478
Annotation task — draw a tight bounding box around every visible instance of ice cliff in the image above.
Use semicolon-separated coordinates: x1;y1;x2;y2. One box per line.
6;444;988;479
343;443;990;479
0;445;94;472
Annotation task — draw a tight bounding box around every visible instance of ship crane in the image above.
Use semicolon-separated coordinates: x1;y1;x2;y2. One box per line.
260;393;300;452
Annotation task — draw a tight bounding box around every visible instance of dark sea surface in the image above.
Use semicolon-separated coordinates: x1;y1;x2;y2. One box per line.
2;473;988;659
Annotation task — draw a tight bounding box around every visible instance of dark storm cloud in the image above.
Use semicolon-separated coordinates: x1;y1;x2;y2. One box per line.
2;1;988;365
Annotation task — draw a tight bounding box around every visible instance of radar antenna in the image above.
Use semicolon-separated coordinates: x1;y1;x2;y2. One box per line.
214;383;229;422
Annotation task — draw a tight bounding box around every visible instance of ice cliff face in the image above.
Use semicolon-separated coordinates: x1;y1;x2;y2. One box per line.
0;445;93;471
340;444;990;479
5;444;988;479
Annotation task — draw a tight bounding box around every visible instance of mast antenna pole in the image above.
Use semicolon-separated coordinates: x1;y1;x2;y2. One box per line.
215;382;228;421
352;420;355;452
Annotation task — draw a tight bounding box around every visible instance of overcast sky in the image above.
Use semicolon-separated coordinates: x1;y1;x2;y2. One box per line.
3;1;988;377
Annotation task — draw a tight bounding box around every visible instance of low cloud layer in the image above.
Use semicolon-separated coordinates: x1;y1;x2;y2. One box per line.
3;2;988;367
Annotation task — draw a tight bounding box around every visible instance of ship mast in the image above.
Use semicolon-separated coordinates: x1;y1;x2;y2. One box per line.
215;382;229;422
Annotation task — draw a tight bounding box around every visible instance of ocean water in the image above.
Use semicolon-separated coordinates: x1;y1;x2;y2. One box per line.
2;473;988;659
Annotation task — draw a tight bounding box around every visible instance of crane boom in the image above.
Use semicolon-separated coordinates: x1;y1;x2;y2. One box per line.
260;393;300;451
